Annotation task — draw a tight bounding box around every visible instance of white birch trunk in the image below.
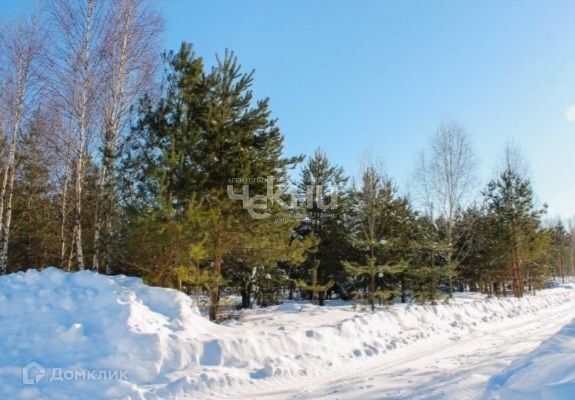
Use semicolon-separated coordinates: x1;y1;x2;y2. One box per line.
0;58;27;273
73;0;95;270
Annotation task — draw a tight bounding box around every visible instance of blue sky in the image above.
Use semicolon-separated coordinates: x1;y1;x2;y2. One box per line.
2;1;575;217
159;0;575;218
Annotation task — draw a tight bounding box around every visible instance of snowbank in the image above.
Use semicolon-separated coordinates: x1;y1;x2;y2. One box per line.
1;268;575;399
483;317;575;400
0;267;225;399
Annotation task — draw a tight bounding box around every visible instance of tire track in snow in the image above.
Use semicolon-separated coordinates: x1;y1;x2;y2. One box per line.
289;300;575;400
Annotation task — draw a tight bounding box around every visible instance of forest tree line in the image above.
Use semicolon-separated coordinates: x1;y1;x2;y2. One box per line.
1;0;574;320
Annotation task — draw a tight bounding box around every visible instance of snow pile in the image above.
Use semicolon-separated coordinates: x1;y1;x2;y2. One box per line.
1;268;575;399
0;267;225;399
483;317;575;400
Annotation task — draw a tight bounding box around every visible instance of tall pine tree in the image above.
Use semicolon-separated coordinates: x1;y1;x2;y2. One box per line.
121;43;302;320
483;164;546;297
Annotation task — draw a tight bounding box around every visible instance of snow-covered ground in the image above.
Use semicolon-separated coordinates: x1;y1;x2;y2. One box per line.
1;268;575;400
484;313;575;400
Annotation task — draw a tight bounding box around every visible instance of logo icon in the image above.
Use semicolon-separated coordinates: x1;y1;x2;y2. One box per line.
22;362;45;385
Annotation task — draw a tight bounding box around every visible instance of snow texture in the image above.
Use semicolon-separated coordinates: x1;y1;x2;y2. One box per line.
484;314;575;400
1;268;575;399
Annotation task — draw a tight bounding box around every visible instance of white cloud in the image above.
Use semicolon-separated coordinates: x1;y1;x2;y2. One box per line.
565;105;575;122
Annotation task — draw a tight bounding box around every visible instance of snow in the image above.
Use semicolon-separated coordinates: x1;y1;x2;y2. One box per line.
1;268;575;399
0;267;225;399
484;316;575;400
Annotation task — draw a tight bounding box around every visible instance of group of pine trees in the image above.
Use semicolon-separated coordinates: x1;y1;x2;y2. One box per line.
1;1;574;320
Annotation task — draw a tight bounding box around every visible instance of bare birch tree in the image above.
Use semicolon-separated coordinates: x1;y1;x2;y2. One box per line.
413;120;477;294
47;0;109;270
93;0;162;273
56;118;75;270
0;16;45;273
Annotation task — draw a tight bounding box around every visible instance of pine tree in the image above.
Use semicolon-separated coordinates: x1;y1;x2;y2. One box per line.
345;166;393;308
9;111;60;271
296;149;352;305
408;215;452;304
122;43;301;320
483;166;546;297
343;256;383;311
455;205;495;293
344;165;417;306
548;222;571;282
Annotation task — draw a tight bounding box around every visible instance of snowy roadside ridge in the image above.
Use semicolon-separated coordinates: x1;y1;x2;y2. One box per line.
1;268;575;399
179;287;575;395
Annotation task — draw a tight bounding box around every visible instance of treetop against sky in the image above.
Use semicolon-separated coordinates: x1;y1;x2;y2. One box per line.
2;0;574;217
